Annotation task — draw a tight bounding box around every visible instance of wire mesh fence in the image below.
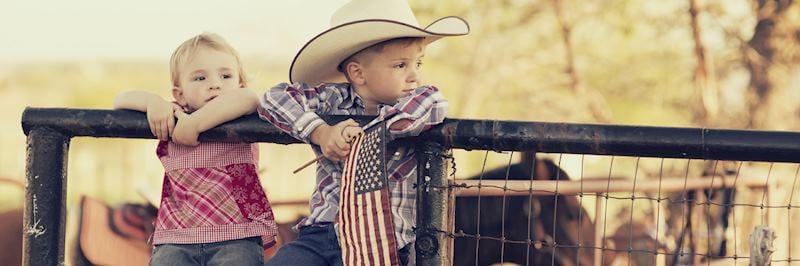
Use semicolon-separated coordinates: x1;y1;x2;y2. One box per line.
22;108;800;265
446;151;799;266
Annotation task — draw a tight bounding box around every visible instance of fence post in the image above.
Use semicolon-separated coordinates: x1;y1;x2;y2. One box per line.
23;127;70;266
416;141;451;265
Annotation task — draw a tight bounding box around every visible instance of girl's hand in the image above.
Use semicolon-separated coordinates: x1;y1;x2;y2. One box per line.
172;109;200;146
145;98;177;141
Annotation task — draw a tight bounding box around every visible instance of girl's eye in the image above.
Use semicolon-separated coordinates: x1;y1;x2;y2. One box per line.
193;76;206;81
416;62;423;68
394;63;406;69
222;74;232;79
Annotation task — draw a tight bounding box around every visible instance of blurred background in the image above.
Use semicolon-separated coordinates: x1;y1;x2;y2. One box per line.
2;0;800;264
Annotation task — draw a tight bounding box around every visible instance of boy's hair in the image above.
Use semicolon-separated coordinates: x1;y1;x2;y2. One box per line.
337;37;425;81
170;33;247;88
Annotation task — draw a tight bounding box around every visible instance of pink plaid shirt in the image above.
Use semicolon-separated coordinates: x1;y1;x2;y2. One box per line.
152;141;278;248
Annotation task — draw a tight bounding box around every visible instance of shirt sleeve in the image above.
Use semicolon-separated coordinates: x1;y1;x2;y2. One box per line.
257;82;337;143
367;85;448;141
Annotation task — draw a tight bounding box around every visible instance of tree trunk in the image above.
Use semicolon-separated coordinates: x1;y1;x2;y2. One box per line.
551;0;613;123
688;0;720;127
743;0;794;129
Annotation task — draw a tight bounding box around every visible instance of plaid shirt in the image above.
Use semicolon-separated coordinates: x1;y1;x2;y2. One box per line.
153;141;278;248
257;82;448;248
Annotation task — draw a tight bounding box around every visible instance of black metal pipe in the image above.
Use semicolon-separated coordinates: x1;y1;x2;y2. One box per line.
416;141;450;266
24;127;69;266
21;108;299;144
427;118;800;162
23;107;800;162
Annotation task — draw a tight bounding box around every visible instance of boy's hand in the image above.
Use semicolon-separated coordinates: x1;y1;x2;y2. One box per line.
172;109;200;146
145;98;178;141
341;126;363;141
310;119;360;161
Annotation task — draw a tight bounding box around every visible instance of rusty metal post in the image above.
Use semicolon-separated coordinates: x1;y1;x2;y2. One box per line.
416;141;450;266
23;127;70;266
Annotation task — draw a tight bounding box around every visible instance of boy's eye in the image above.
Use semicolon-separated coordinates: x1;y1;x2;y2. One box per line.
394;63;406;69
222;74;232;79
193;76;206;81
416;61;423;68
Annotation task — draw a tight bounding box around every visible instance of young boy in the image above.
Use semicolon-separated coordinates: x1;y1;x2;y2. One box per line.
114;33;277;265
258;0;468;265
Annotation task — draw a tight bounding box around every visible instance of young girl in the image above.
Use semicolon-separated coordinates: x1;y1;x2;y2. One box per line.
113;33;277;265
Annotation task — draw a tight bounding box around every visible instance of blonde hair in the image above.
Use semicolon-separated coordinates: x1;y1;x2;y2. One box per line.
169;33;247;88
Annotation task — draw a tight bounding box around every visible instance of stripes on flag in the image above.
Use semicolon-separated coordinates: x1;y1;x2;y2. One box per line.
338;121;400;266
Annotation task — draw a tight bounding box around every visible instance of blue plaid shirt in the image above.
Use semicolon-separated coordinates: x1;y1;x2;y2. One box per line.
257;82;448;249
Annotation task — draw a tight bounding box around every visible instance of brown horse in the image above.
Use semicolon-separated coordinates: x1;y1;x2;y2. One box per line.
453;152;595;266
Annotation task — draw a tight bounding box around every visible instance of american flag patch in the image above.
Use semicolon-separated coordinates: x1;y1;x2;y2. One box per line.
338;121;399;266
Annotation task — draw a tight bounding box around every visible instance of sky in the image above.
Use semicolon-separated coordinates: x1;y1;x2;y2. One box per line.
0;0;347;64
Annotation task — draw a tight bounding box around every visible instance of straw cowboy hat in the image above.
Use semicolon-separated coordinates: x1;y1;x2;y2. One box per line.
290;0;470;85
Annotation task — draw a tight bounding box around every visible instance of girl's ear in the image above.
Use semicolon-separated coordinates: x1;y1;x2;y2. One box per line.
172;86;187;106
346;61;366;86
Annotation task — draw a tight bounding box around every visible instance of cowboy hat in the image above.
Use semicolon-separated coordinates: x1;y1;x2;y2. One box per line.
290;0;469;85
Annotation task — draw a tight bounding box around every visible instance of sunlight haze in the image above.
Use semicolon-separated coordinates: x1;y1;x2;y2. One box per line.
0;0;346;64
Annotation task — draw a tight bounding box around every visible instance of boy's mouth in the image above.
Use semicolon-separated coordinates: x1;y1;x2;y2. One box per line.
206;95;218;102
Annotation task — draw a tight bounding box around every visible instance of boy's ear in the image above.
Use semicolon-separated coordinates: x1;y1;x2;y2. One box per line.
172;86;187;106
346;61;365;86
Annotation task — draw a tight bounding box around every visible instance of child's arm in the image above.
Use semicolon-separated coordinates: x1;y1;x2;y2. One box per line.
257;83;359;161
369;85;448;141
113;90;178;141
171;88;258;146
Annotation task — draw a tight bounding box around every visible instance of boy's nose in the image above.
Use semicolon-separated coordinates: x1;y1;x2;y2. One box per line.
407;69;419;84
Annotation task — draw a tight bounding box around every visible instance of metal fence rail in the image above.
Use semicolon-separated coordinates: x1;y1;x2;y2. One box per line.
21;107;800;265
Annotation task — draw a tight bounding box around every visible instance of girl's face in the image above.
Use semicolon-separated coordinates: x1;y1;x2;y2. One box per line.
173;45;242;112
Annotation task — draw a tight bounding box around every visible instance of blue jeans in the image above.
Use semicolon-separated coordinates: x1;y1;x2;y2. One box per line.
150;236;263;266
266;223;411;266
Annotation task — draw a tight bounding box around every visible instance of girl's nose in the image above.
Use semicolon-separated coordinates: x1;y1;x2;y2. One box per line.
209;77;222;90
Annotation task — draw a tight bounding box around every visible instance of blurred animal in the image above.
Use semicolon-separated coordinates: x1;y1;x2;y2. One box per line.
0;177;24;266
0;208;22;266
453;152;595;265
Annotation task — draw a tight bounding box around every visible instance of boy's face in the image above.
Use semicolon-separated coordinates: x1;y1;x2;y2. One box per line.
173;45;242;112
356;42;425;106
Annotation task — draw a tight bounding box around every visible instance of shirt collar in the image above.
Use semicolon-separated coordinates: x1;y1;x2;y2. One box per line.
339;83;366;110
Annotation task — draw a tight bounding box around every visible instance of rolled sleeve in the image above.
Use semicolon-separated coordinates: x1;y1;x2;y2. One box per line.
294;112;326;142
368;85;449;141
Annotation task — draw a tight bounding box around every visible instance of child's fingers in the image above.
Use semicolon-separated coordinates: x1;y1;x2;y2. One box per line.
174;110;188;119
149;120;158;138
157;120;169;140
342;127;363;141
167;116;175;136
334;138;350;152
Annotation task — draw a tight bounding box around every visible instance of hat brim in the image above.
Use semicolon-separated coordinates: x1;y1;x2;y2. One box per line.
290;16;469;85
